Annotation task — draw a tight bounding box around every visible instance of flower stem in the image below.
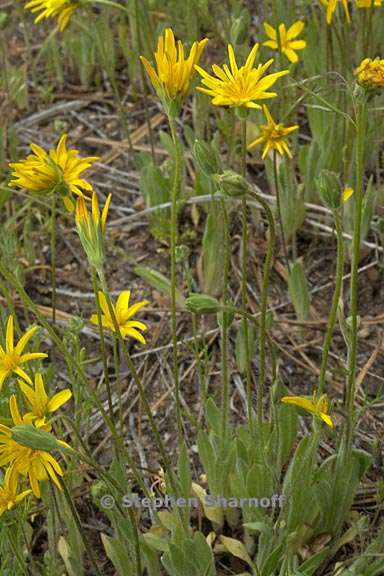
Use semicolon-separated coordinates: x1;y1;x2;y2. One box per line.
249;191;276;426
91;268;116;431
167;113;183;441
345;96;366;448
50;191;57;328
60;478;104;576
240;117;253;428
272;150;290;272
319;211;344;394
220;197;230;451
98;272;188;531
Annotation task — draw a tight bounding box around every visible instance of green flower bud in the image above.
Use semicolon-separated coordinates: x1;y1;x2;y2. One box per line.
316;170;342;210
215;170;249;197
185;294;221;314
193;139;221;177
230;11;250;46
12;425;60;452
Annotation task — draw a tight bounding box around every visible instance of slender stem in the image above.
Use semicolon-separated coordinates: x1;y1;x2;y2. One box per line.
5;526;28;576
60;479;104;576
345;97;366;448
240;117;253;428
112;336;123;433
319;211;344;394
167;113;183;440
249;191;276;426
50;191;57;327
273;150;290;272
220;198;230;453
98;271;187;532
91;268;116;431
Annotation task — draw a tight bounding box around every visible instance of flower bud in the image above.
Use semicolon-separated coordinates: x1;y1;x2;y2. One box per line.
12;424;60;452
230;11;250;46
185;294;221;314
316;170;342;210
214;170;249;197
193;139;221;177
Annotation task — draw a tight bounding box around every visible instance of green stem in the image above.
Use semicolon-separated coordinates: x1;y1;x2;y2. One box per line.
319;211;344;394
249;191;276;426
240;117;253;428
345;96;366;448
167;113;183;441
220;197;230;453
5;526;28;576
98;272;188;531
273;150;290;272
51;191;57;327
91;268;116;433
60;478;104;576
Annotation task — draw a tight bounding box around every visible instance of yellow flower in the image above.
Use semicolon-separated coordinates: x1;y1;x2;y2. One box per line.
0;315;47;390
90;291;149;344
281;391;334;427
247;105;298;159
140;28;208;109
356;0;381;7
195;44;288;109
75;191;112;270
263;21;307;64
355;57;384;90
9;134;98;211
18;374;72;431
342;187;354;203
320;0;351;24
0;466;32;516
24;0;78;32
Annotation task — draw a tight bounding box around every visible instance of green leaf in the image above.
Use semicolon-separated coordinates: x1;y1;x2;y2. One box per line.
288;259;311;321
100;533;134;576
134;266;185;308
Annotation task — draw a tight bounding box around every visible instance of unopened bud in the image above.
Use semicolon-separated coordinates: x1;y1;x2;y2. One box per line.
316;170;342;210
193;139;221;177
185;294;221;314
215;170;249;197
12;425;60;452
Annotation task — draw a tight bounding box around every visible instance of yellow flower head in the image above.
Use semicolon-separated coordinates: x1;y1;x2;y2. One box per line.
9;134;98;211
281;391;334;427
140;28;208;111
355;57;384;90
0;405;66;498
0;466;32;516
320;0;351;24
356;0;382;7
195;43;288;109
75;191;111;270
247;105;298;159
263;21;307;64
90;291;149;344
24;0;78;32
18;374;72;431
0;315;47;390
